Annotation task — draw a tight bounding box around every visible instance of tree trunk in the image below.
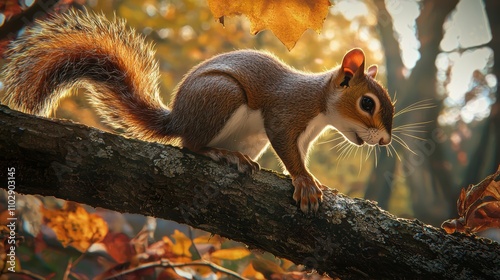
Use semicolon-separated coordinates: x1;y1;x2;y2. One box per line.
367;0;459;225
464;0;500;184
0;105;499;279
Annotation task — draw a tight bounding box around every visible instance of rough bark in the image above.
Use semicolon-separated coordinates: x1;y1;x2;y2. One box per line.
0;105;499;279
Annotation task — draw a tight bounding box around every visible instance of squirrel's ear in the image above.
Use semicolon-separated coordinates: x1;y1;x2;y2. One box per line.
367;65;378;78
341;48;366;78
336;48;366;87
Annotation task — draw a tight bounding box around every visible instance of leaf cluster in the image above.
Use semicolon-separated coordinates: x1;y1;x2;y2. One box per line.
442;166;500;234
0;197;331;279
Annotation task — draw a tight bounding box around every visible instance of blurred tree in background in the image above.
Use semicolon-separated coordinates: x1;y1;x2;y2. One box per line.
64;0;496;226
0;0;497;224
365;0;498;226
0;0;499;277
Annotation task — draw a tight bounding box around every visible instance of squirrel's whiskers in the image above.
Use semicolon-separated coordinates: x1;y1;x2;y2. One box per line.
2;10;396;213
326;99;435;172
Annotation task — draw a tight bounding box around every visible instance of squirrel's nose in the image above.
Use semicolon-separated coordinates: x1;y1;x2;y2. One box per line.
379;136;391;146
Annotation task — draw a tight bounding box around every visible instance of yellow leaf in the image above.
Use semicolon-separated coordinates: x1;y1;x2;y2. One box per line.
280;258;296;271
207;0;331;50
43;202;108;252
171;230;192;258
193;234;224;245
193;265;214;277
211;247;251;260
242;262;265;279
251;258;286;276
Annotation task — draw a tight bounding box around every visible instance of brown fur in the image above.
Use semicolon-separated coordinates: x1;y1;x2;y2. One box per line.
1;11;394;212
1;10;175;143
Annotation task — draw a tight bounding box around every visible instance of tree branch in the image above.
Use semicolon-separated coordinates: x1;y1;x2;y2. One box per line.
0;105;499;279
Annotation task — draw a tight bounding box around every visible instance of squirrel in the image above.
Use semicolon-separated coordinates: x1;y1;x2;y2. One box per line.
1;10;394;213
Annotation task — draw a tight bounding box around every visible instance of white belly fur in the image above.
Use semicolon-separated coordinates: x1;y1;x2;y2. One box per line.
208;105;269;160
297;113;330;164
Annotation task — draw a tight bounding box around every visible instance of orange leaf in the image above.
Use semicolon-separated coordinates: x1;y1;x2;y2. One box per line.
193;235;221;257
458;166;500;216
484;179;500;199
193;265;215;278
242;262;265;279
171;230;192;258
193;234;224;245
280;258;296;271
42;202;108;252
443;166;500;234
465;200;500;233
207;0;331;50
441;217;466;234
144;237;176;260
131;229;151;255
251;258;286;279
101;232;132;263
211;247;251;260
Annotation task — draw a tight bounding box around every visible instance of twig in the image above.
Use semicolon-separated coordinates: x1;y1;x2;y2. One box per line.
102;258;249;280
3;270;47;280
63;258;72;280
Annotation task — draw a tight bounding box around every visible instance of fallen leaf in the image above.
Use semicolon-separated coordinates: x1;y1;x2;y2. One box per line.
143;236;177;261
458;169;500;216
207;0;331;50
442;166;500;234
441;218;466;234
131;228;151;255
211;247;251;260
193;234;224;245
101;232;132;263
191;263;215;278
465;199;500;233
42;202;108;252
252;258;286;279
242;262;265;279
171;229;192;258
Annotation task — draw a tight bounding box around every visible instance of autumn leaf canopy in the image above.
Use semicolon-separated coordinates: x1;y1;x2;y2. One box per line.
207;0;331;50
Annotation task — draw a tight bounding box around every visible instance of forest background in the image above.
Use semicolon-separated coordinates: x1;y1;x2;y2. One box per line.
0;0;498;278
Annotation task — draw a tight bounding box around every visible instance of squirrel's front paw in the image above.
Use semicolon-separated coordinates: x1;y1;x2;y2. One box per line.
200;147;260;174
292;175;324;213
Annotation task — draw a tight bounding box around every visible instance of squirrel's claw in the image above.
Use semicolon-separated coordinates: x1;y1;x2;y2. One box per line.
293;175;324;213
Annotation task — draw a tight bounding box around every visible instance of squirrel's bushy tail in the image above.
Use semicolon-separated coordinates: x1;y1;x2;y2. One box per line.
1;10;176;143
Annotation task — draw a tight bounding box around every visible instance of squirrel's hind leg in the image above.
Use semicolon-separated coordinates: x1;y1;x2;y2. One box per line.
198;147;260;174
172;74;264;174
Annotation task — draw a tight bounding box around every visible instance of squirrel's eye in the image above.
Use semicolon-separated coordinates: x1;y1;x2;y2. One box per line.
361;96;375;114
